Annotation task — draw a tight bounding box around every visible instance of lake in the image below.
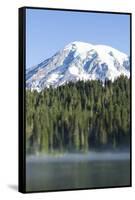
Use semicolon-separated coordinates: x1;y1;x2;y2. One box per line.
26;152;130;192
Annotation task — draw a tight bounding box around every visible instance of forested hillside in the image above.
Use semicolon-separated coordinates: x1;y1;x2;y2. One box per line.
26;76;130;154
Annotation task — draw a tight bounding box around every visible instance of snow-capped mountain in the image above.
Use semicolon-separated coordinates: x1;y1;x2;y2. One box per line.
26;41;130;91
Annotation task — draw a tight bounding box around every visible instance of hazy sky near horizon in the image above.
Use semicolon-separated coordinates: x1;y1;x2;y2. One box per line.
26;8;130;68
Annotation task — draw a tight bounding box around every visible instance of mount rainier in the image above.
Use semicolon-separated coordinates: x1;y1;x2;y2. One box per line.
26;41;130;91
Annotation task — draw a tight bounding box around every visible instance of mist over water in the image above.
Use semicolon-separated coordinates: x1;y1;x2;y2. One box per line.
26;151;130;192
27;152;130;163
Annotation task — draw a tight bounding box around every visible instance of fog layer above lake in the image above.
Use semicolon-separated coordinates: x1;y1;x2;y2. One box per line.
26;152;130;163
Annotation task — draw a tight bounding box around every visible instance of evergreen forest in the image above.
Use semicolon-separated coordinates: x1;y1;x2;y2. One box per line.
26;76;130;154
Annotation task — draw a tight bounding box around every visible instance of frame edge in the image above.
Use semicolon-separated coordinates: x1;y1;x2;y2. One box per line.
18;7;26;193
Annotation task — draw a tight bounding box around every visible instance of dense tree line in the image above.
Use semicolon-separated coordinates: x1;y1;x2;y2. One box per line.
26;76;130;154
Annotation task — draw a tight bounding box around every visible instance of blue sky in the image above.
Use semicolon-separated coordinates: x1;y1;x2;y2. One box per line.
26;8;130;68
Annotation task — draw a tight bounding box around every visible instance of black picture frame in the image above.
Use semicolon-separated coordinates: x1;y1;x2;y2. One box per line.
19;6;132;193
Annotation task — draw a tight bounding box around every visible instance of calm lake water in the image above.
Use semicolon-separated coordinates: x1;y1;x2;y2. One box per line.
26;152;130;192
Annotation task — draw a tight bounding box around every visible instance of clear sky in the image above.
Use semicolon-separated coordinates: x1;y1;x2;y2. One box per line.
26;8;130;68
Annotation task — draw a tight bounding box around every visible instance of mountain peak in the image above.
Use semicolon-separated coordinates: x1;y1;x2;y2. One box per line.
26;41;130;91
64;41;94;51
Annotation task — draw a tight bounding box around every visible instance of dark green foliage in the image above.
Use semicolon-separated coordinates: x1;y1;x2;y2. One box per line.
26;76;130;154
